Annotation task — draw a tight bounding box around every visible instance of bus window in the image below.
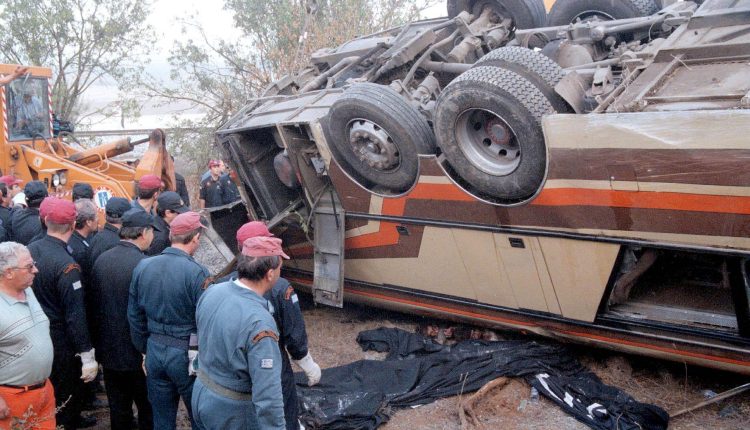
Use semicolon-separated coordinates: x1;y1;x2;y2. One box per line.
6;77;51;141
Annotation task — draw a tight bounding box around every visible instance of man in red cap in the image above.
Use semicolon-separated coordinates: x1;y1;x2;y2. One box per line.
27;197;99;429
128;211;210;429
132;174;162;215
216;221;320;429
192;235;290;429
199;160;224;209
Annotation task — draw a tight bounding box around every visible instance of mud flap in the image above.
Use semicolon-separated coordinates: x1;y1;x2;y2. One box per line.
312;189;345;307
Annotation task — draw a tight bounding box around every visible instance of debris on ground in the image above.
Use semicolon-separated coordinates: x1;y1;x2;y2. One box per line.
296;327;668;430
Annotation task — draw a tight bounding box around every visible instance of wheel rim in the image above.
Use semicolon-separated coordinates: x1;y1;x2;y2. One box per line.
455;108;521;176
570;10;616;23
347;118;401;172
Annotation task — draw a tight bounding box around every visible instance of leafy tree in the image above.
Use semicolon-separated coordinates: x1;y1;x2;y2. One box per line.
136;0;437;171
0;0;155;122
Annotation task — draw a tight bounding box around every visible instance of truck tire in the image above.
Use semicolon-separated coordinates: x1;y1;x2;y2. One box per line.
547;0;660;26
434;66;554;202
448;0;546;29
326;83;435;193
472;46;572;113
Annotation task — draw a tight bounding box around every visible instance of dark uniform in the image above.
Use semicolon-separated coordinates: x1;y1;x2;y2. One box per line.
220;173;240;205
88;223;120;268
68;231;92;279
175;172;190;208
217;273;308;429
28;236;93;429
0;222;6;242
10;207;42;245
128;247;210;429
0;205;12;228
92;242;153;430
146;215;170;256
199;176;224;208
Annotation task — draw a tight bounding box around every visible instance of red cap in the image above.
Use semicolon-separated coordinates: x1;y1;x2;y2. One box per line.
0;175;23;187
170;211;207;235
39;197;77;224
208;159;221;168
236;221;272;249
241;236;289;259
138;174;162;191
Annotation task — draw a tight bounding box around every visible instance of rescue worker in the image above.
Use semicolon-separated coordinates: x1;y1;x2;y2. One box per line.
10;180;47;245
220;167;240;205
192;236;289;429
69;199;98;279
127;211;210;429
27;197;99;429
88;197;130;268
91;209;154;430
0;242;56;430
132;174;162;214
171;155;191;208
0;183;9;241
220;221;321;429
72;183;95;202
147;191;188;256
0;175;23;228
199;160;224;208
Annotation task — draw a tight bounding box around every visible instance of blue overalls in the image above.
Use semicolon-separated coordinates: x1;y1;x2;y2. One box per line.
127;247;209;429
192;280;285;430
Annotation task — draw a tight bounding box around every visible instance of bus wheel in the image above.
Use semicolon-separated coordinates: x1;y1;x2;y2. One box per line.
547;0;659;26
434;66;554;202
447;0;546;29
326;83;435;193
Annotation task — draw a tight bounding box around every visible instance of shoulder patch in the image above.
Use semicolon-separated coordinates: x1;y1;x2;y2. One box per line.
63;263;81;274
260;358;274;369
284;286;294;301
252;330;279;344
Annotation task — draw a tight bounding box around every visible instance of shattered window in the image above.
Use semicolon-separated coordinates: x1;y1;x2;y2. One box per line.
6;77;51;141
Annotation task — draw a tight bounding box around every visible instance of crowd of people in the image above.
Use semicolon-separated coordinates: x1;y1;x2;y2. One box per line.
0;170;320;430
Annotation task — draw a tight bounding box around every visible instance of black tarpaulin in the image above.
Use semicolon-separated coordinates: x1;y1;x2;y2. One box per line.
296;328;669;430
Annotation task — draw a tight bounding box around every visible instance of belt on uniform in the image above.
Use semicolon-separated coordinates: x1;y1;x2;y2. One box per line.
197;370;252;401
1;381;46;391
149;333;189;350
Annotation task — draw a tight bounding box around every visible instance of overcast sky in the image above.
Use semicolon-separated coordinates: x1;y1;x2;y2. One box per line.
82;0;447;129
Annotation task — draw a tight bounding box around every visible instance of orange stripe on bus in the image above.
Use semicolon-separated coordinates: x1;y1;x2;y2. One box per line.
533;188;750;215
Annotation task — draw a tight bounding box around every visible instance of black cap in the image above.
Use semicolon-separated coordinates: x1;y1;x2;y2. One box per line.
157;191;188;214
24;180;48;202
105;197;131;218
121;209;154;228
72;182;94;200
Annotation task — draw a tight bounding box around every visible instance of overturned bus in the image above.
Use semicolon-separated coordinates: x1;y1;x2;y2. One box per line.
215;0;750;375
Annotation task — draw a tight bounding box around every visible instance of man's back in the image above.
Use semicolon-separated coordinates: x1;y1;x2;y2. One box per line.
10;207;42;245
128;247;209;350
88;223;119;268
92;242;146;370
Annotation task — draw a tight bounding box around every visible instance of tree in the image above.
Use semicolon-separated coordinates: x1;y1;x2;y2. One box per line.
137;0;436;170
0;0;155;122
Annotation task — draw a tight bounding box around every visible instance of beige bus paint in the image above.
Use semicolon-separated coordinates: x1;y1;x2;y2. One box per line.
493;235;552;313
345;227;480;300
451;228;520;309
539;238;620;322
543;110;750;150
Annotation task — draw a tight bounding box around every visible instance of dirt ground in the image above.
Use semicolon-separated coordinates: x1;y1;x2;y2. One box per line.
299;299;750;430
